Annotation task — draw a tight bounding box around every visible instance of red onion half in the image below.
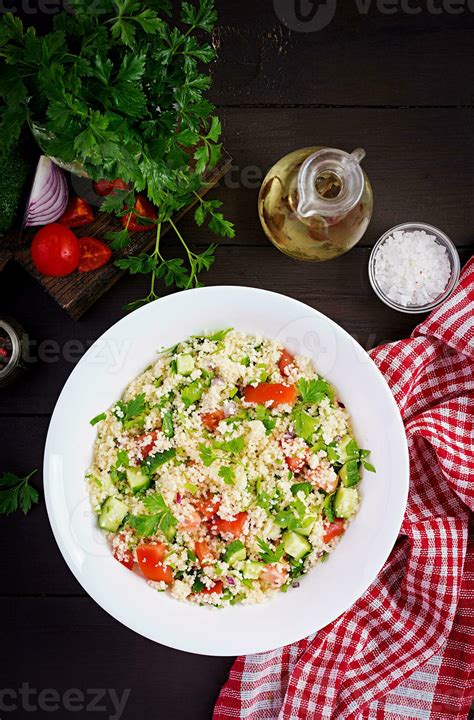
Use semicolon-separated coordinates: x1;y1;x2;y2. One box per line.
24;156;69;227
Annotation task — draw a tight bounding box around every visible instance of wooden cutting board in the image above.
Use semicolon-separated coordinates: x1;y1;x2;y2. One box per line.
2;150;232;320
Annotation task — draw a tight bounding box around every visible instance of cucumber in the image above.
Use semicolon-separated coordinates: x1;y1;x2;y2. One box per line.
294;516;316;536
176;353;195;376
222;539;246;566
334;487;359;519
339;460;360;487
126;467;152;494
99;496;128;532
282;531;311;560
243;561;265;579
337;435;360;463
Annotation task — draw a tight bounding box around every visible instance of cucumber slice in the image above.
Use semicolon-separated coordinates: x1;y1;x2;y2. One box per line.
334;486;359;519
337;435;360;462
339;460;360;487
99;496;128;532
294;516;316;536
243;561;265;579
176;353;195;376
282;530;311;560
222;539;246;566
126;467;152;494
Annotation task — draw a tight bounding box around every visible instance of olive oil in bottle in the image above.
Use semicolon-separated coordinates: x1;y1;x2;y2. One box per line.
258;147;373;261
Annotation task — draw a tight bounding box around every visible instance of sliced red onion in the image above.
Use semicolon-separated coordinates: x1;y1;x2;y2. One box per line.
223;400;237;417
175;493;182;504
292;582;300;589
211;376;224;388
226;576;235;585
24;156;69;227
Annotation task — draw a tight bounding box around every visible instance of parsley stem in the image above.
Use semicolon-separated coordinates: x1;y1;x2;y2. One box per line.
149;222;162;301
169;218;196;288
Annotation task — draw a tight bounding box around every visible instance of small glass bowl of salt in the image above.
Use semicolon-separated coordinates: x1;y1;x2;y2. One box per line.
369;222;460;314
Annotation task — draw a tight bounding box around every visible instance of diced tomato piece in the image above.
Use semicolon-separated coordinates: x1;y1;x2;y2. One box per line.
260;563;289;588
135;430;160;459
179;509;202;532
113;533;134;570
278;349;295;377
121;194;157;232
197;580;223;595
214;511;248;538
195;493;221;520
78;237;111;273
243;383;296;408
93;178;128;196
323;519;345;544
136;543;173;583
201;410;225;432
194;541;214;566
285;455;306;473
59;197;94;228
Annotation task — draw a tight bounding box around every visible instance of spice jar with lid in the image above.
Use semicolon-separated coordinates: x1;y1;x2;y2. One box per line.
0;316;30;388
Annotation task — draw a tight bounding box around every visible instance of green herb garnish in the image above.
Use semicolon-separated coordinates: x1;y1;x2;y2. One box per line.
256;537;285;564
0;470;39;515
128;492;177;539
90;412;107;426
218;466;235;485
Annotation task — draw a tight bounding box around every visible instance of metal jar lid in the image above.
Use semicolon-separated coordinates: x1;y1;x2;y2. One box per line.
0;318;22;384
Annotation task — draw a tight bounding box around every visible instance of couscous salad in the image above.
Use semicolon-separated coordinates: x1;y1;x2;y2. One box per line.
87;330;374;607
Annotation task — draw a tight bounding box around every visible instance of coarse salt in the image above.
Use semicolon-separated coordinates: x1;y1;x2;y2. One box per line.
374;229;452;307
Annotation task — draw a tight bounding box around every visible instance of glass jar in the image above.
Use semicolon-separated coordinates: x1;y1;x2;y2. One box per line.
0;316;30;388
258;146;373;261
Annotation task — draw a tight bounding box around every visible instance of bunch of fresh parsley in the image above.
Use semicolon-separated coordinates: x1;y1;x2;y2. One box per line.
0;0;234;307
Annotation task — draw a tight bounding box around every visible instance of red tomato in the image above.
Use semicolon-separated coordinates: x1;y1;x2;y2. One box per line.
113;538;134;571
194;541;214;566
78;237;111;273
121;194;157;232
285;456;306;473
197;580;223;595
195;493;221;520
59;197;94;228
260;563;289;588
135;430;160;459
278;349;295;377
243;383;296;408
179;509;202;532
201;410;225;432
93;178;128;196
323;520;345;544
31;223;80;277
136;543;173;583
214;511;248;538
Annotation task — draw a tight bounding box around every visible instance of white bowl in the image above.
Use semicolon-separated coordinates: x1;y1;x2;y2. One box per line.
44;286;409;656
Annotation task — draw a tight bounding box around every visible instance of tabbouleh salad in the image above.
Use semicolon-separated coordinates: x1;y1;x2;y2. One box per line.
87;329;374;607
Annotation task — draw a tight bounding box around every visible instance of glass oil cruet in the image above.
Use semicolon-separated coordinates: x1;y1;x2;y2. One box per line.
258;146;373;261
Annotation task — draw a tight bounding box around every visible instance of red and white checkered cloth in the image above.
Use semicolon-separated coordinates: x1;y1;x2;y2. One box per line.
214;258;474;720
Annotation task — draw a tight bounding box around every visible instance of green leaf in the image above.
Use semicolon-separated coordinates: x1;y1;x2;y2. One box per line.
143;448;176;475
256;537;285;564
216;436;245;455
162;411;174;438
193;143;209;174
292;405;317;444
297;378;334;404
291;482;312;497
362;460;376;473
114;394;146;424
116;253;157;274
206;116;221;142
218;466;235;486
90;412;107;426
199;443;218;467
0;470;39;516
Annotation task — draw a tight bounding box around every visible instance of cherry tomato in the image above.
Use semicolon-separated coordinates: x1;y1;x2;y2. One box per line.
78;237;112;273
194;541;214;566
323;519;345;544
136;543;173;583
93;178;128;196
134;430;160;459
278;349;295;377
201;410;225;432
285;456;306;473
197;581;223;595
214;511;248;538
260;563;289;588
31;223;80;277
59;197;94;228
121;194;157;232
243;383;296;408
194;493;221;520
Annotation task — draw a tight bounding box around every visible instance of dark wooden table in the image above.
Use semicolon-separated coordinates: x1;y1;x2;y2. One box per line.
1;3;473;719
